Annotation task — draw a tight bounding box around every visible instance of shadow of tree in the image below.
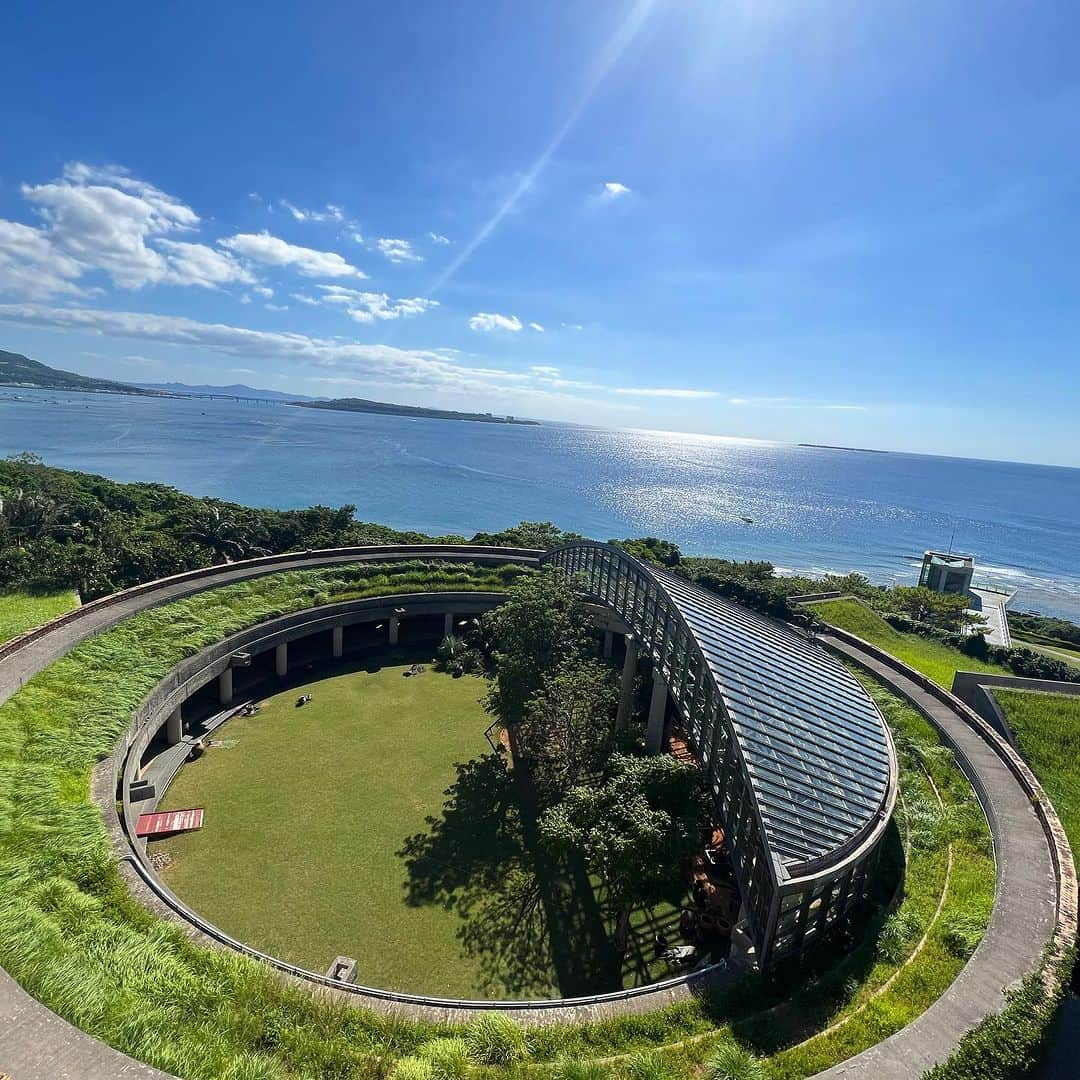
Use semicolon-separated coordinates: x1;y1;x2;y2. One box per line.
397;752;623;997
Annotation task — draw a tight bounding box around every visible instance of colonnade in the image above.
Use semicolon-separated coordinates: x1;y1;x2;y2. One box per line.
162;608;474;746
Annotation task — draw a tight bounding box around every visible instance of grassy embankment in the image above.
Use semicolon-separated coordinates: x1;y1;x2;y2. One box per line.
1009;632;1080;671
995;689;1080;862
807;597;1010;688
0;556;995;1079
0;588;79;644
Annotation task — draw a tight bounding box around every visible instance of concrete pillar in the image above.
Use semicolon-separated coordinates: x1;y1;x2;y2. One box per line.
275;642;288;677
646;671;668;755
332;625;344;659
443;612;454;639
389;613;400;646
603;629;614;659
166;705;183;746
218;668;233;706
616;634;638;729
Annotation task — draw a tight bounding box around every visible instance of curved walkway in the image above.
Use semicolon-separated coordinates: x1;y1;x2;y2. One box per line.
812;630;1068;1078
0;554;1073;1079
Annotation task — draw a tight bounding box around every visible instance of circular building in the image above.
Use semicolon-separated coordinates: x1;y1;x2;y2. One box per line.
543;542;898;969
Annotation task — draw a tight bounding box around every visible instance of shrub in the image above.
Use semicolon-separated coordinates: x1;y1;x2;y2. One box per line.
876;909;922;964
624;1049;674;1080
939;911;987;960
705;1043;766;1080
415;1037;472;1080
557;1060;610;1080
463;1013;528;1066
392;1058;439;1080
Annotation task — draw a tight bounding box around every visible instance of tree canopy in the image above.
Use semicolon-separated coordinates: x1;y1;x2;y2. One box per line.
482;565;594;729
516;658;620;802
539;753;708;950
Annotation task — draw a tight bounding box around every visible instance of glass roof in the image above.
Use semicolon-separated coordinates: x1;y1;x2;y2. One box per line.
644;564;893;871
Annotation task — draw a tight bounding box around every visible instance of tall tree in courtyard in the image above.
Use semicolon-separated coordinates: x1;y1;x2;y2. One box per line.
540;753;708;952
483;566;593;729
518;658;620;803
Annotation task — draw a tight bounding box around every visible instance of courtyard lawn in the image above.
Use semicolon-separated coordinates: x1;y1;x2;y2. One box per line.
158;654;680;1000
995;689;1080;866
0;588;79;644
808;597;1010;689
159;658;506;997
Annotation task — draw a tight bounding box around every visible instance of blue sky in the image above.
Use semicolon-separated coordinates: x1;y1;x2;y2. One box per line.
1;1;1078;465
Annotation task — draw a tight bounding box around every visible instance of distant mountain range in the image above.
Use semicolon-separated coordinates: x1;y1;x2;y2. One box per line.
133;381;323;402
0;349;164;396
293;397;539;425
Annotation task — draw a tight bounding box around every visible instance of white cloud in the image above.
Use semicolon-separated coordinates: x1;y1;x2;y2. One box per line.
311;284;438;323
279;200;345;224
155;241;254;288
252;285;274;298
18;162;201;290
528;321;545;332
561;322;584;331
265;302;289;312
428;232;451;245
727;395;868;411
0;163;265;296
0;219;85;299
530;365;561;377
219;231;365;278
469;312;523;332
614;387;718;399
375;237;423;264
601;181;631;200
0;301;543;399
0;301;688;415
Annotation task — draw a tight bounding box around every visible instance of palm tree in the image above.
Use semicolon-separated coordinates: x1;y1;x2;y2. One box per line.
180;503;266;564
0;488;79;544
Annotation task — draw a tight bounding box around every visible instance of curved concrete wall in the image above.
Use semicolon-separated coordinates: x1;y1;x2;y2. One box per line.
113;591;507;844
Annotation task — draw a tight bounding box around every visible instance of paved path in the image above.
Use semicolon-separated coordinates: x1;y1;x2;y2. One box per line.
0;556;1067;1079
813;632;1059;1078
968;587;1013;648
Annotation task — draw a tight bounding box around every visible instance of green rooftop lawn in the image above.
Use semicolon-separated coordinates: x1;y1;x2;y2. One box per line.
158;654;680;1000
0;588;79;645
994;689;1080;870
808;597;1010;689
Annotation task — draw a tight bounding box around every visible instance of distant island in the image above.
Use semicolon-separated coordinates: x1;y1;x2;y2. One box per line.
134;381;324;402
2;349;540;425
291;397;540;425
799;443;888;454
0;349;165;397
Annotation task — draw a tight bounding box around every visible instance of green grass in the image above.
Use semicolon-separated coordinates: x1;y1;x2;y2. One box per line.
0;563;997;1079
160;660;498;995
1009;633;1080;671
994;689;1080;870
0;588;79;644
808;597;1009;688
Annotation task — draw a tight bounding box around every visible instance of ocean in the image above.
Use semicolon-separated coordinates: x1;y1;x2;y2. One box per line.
2;388;1079;621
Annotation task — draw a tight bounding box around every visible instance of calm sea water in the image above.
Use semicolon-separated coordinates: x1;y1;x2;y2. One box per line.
2;389;1079;620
